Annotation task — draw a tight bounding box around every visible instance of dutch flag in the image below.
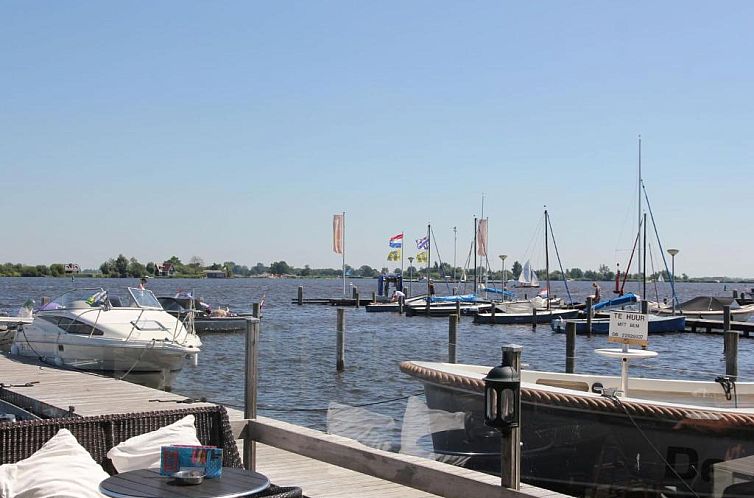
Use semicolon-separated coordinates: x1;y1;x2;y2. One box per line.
389;233;403;248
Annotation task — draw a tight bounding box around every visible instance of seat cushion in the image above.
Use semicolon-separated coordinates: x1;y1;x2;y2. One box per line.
106;414;201;473
0;428;109;498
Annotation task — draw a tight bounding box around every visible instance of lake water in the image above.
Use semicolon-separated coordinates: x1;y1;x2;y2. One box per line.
1;276;751;434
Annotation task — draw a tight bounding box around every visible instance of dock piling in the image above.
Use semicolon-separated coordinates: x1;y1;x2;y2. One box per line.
244;317;260;471
252;302;261;319
724;306;731;354
336;308;345;372
585;297;593;337
455;301;461;322
297;286;303;306
355;291;360;309
398;295;404;314
371;291;376;303
532;308;537;330
448;315;458;363
724;305;738;379
352;286;358;299
566;321;576;373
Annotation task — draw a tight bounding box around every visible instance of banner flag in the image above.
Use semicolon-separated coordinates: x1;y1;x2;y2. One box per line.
333;214;344;254
416;236;429;250
387;249;401;261
477;218;488;257
389;233;404;248
416;251;428;263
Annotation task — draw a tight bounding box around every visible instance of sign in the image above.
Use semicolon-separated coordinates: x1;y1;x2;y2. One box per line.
609;311;649;346
64;263;81;273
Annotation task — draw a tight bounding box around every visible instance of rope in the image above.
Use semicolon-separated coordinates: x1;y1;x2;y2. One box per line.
643;181;677;306
399;361;754;426
546;213;573;305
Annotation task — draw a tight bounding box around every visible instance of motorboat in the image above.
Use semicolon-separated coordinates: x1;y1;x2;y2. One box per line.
157;293;253;333
400;358;754;497
474;306;579;325
11;287;201;389
404;294;493;317
0;315;33;352
649;296;754;322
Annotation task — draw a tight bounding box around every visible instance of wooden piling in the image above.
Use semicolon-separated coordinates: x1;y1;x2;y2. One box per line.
733;290;739;299
352;286;358;299
371;291;376;303
398;295;404;314
585;297;593;337
725;330;739;380
448;315;458;363
244;317;260;470
641;300;648;314
532;308;537;330
455;301;461;322
252;302;261;319
297;286;303;306
724;305;731;354
337;308;345;372
355;292;360;309
566;321;576;373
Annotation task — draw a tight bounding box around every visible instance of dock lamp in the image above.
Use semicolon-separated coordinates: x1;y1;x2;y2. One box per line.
667;248;679;314
483;344;522;490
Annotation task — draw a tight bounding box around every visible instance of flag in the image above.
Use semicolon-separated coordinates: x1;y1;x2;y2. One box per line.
538;288;548;298
416;251;428;263
333;214;344;254
416;236;429;250
389;233;403;248
387;249;401;261
477;218;488;257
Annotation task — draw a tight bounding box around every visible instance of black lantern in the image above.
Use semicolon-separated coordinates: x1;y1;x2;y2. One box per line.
483;345;521;430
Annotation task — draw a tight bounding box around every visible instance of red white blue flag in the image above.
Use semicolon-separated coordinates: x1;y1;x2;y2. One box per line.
389;233;403;248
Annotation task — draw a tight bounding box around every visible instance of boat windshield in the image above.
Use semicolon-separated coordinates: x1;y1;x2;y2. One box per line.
41;288;108;310
127;288;163;309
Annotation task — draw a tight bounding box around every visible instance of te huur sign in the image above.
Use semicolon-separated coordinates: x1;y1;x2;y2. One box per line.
609;311;649;346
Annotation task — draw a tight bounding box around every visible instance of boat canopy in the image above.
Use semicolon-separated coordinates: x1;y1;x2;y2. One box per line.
430;294;481;303
593;292;639;311
678;296;740;311
481;286;516;299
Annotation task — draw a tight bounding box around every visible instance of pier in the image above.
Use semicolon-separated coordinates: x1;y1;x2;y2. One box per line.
0;354;563;498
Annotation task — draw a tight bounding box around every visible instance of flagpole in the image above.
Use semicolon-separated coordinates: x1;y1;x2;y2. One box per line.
401;231;404;291
342;211;346;296
426;224;431;295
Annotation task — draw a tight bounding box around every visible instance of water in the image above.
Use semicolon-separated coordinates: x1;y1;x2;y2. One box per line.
0;276;751;434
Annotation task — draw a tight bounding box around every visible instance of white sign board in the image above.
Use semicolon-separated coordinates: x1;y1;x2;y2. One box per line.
64;263;81;273
609;311;649;346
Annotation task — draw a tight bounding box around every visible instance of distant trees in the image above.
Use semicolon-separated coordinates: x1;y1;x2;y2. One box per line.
511;261;522;279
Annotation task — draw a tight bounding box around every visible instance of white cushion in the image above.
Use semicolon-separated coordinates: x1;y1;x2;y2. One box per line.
0;428;108;498
106;414;201;473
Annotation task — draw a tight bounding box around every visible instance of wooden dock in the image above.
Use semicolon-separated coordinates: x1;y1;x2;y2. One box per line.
0;354;563;498
684;318;754;336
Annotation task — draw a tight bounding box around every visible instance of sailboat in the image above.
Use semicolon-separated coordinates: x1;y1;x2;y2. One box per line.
515;260;539;288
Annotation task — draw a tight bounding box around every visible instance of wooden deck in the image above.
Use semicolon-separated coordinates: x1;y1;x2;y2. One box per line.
0;354;564;498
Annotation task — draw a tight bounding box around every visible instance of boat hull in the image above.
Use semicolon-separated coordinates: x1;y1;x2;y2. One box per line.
551;315;686;334
474;308;579;324
402;362;754;497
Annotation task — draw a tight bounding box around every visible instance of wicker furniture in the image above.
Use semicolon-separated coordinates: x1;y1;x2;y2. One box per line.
0;405;302;498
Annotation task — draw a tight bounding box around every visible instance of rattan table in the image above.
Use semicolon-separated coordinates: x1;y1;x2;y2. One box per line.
100;467;270;498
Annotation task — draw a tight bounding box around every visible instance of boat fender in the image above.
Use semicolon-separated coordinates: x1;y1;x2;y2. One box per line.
190;352;199;367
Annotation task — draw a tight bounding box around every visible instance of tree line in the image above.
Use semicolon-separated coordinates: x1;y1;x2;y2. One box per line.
0;257;698;282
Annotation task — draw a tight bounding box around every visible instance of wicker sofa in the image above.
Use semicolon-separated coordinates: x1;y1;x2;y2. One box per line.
0;405;301;498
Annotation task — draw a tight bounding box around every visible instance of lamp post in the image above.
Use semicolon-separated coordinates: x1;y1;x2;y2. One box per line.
453;226;457;283
499;255;507;295
408;257;414;297
667;248;679;314
483;344;522;490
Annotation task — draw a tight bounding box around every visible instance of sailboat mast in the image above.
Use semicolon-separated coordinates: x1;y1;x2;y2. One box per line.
544;208;550;310
342;211;346;296
473;217;478;294
637;135;642;291
643;212;647;300
426;224;431;294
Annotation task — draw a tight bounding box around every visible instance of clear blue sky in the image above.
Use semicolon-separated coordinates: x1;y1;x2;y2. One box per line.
2;1;752;277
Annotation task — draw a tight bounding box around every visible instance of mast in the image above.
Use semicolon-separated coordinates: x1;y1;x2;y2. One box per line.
426;224;431;294
643;212;647;300
637;135;642;291
544;208;550;310
342;211;346;295
473;217;478;294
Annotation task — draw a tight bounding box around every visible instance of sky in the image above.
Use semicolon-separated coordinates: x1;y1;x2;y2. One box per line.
1;1;753;277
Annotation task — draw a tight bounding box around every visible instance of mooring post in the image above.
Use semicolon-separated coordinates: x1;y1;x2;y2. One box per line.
336;308;345;372
455;301;461;322
252;302;261;319
725;331;739;380
733;289;739;299
371;291;376;303
491;302;497;320
243;317;260;471
566;321;576;373
297;286;303;305
501;345;522;490
448;315;458;363
532;308;537;330
452;287;457;295
398;295;404;314
723;305;731;355
352;286;358;300
641;300;648;314
585;296;593;337
355;291;360;309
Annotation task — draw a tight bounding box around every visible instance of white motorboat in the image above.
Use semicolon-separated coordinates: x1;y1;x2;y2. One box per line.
400;358;754;497
11;287;201;389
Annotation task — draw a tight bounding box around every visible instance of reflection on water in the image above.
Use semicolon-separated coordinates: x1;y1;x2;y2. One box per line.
1;277;752;496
